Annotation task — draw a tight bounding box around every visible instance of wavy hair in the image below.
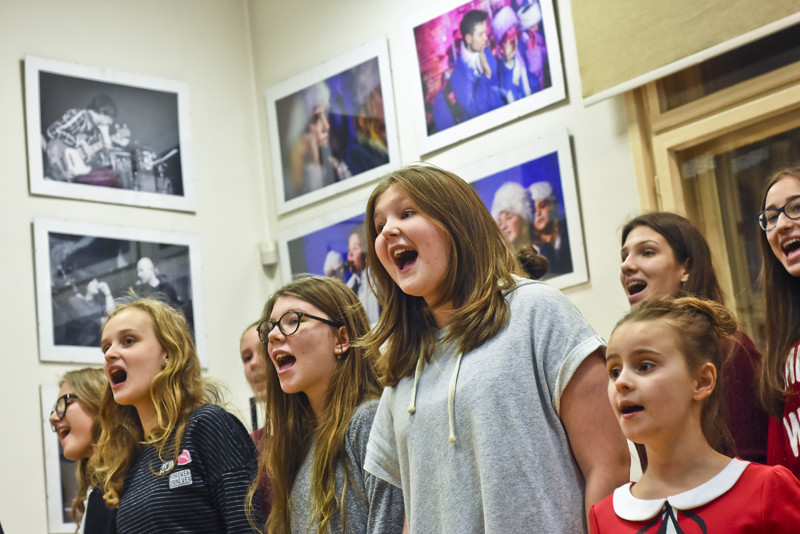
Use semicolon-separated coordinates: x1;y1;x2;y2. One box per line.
249;276;382;534
613;297;738;452
60;368;106;528
362;164;523;386
757;167;800;415
90;296;221;508
621;211;724;303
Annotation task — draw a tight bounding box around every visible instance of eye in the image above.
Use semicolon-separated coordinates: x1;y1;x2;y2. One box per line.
242;353;253;364
788;198;800;217
607;366;620;379
638;361;655;372
101;343;110;353
401;209;415;219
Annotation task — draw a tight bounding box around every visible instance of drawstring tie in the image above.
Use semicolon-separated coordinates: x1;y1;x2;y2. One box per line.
407;351;463;445
407;355;425;414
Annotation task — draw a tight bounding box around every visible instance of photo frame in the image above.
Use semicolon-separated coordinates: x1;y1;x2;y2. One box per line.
41;383;79;534
24;55;195;211
277;201;380;324
33;217;207;365
458;129;588;289
265;38;399;214
407;0;565;153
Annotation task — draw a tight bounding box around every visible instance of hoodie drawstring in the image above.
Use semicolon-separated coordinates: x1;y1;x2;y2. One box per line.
407;355;425;414
407;351;463;445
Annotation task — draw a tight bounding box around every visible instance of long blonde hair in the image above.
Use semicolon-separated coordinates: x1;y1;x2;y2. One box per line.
60;368;106;528
90;296;221;507
362;164;523;385
250;276;381;534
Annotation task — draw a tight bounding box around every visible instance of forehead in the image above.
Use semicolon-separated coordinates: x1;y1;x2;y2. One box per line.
270;295;326;319
57;383;75;396
608;319;678;354
623;225;668;248
348;233;362;246
374;184;410;212
103;307;154;334
766;175;800;208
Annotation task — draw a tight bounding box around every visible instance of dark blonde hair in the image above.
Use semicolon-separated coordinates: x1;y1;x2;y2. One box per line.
757;166;800;416
612;297;738;452
90;296;221;508
60;368;106;528
251;276;381;534
362;164;523;385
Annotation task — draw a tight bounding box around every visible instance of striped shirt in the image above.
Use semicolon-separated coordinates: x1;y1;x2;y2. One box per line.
115;404;263;533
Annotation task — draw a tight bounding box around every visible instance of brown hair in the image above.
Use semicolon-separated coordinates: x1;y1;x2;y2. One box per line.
251;276;382;534
621;211;724;303
362;164;523;386
612;297;738;452
757;167;800;415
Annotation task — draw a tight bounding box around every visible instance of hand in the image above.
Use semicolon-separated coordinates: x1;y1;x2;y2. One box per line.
479;49;492;78
112;124;131;147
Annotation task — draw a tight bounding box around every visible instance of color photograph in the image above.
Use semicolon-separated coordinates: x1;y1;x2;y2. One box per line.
266;38;399;214
459;129;588;288
408;0;565;153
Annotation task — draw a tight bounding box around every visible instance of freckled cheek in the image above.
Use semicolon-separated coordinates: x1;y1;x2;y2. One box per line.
375;236;393;271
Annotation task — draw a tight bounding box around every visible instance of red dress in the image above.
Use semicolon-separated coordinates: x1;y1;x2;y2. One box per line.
590;459;800;533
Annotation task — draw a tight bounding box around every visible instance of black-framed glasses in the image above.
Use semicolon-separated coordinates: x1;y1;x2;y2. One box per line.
757;196;800;231
50;393;78;431
257;311;343;343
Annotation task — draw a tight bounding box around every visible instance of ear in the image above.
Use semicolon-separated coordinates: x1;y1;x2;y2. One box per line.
692;362;717;401
333;326;350;357
679;261;690;284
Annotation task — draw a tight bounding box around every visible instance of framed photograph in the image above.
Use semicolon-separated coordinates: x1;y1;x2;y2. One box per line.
277;201;380;324
266;38;399;214
407;0;565;153
33;217;207;365
41;383;79;534
24;55;195;211
458;129;588;289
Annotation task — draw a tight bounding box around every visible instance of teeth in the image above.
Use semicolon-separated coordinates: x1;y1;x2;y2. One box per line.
392;248;411;259
275;354;292;363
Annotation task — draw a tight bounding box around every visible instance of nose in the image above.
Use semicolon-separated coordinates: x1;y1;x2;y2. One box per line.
620;253;636;274
614;367;634;392
266;323;284;345
48;410;60;427
774;209;794;231
319;113;329;131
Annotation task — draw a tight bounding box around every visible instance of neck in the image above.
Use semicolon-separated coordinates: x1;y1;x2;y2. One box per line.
136;401;159;437
430;302;455;329
635;430;730;498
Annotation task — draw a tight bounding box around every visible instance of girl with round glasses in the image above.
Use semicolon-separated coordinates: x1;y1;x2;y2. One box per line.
91;296;264;533
250;276;404;534
757;166;800;479
48;367;115;533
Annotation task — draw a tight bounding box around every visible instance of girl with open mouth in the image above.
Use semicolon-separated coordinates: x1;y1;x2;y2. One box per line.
253;276;404;534
91;296;265;533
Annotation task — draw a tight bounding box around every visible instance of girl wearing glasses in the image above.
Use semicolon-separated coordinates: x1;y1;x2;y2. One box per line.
757;166;800;479
49;368;115;533
619;212;768;466
362;165;629;532
252;276;404;534
91;296;264;533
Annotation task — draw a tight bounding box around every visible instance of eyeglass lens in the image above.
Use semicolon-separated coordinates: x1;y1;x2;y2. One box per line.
759;197;800;230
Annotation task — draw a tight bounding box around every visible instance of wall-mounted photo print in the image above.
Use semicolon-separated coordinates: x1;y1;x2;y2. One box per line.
407;0;565;153
33;218;207;365
24;55;194;211
266;38;399;214
41;383;79;534
459;129;588;289
277;202;380;324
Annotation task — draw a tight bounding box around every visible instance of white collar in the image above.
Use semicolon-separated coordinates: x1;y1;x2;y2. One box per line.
612;458;749;521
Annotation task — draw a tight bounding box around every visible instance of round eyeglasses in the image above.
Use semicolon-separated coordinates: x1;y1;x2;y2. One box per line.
257;311;343;343
50;393;78;431
757;196;800;231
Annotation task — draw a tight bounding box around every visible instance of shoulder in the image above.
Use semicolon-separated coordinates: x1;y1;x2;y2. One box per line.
187;404;248;438
347;399;379;436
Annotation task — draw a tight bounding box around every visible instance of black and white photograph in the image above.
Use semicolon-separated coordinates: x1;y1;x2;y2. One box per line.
407;0;565;153
41;383;79;534
277;201;380;324
33;217;207;365
24;55;195;211
458;129;588;289
266;38;399;214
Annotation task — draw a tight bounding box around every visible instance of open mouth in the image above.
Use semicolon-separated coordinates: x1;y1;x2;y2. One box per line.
782;238;800;256
109;368;127;385
626;280;646;296
392;248;417;270
57;427;70;440
275;354;296;371
620;405;644;415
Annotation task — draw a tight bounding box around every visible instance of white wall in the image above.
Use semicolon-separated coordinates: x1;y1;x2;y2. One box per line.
0;1;272;531
0;0;640;530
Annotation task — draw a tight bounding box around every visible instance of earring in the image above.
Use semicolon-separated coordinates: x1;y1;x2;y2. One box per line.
161;360;168;370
